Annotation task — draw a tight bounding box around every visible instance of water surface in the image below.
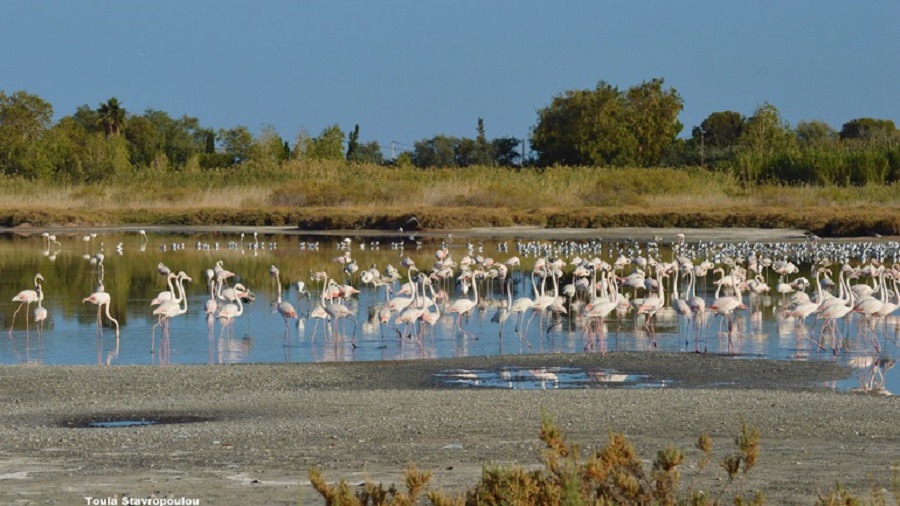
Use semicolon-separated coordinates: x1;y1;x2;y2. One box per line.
1;228;897;394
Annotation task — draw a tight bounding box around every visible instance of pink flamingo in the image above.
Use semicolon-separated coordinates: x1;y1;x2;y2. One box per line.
448;271;479;338
152;272;191;363
10;273;44;333
150;271;180;306
272;265;298;337
636;265;666;347
707;270;746;354
33;285;48;335
216;294;244;339
320;274;358;347
83;289;120;338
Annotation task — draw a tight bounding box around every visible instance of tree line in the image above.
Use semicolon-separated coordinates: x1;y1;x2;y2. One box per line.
1;82;898;186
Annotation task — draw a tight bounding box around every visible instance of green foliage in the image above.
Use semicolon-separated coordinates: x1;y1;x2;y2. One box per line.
251;125;288;166
694;111;745;148
491;136;521;167
124;110;207;170
531;78;683;167
0;90;55;178
96;97;126;137
306;124;346;161
796;120;838;147
347;124;360;160
219;125;254;165
413;135;459;168
840;118;900;142
4;88;900;189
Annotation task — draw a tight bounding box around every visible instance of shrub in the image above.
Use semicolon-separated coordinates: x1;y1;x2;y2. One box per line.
308;413;769;506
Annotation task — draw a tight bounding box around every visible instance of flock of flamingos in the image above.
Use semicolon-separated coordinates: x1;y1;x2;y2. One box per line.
7;229;900;390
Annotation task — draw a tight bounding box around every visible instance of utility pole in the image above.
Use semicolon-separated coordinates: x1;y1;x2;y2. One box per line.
521;138;526;167
391;141;395;161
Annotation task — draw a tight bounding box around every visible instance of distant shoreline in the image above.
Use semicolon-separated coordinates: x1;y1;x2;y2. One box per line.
0;223;893;243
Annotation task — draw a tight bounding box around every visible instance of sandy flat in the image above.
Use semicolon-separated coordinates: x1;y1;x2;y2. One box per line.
0;353;897;505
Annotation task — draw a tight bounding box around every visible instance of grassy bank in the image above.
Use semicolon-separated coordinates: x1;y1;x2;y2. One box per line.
2;163;898;237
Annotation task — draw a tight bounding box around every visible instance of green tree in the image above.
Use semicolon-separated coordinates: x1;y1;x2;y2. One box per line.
96;97;126;137
531;82;620;166
124;110;206;169
531;79;682;167
220;125;255;165
0;90;55;178
250;125;287;165
839;118;899;143
795;120;837;147
291;128;313;160
474;118;493;166
346;124;360;162
688;111;745;168
491;137;521;167
205;131;216;154
455;137;480;167
739;103;796;155
73;104;102;135
693;111;745;148
412;135;459;168
354;141;384;165
736;102;797;183
307;124;345;161
623;78;684;166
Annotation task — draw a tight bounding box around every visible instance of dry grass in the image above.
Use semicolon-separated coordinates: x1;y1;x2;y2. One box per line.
308;415;899;505
0;165;897;236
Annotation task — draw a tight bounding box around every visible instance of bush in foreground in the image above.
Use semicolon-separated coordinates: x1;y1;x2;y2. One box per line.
308;414;775;505
309;413;899;505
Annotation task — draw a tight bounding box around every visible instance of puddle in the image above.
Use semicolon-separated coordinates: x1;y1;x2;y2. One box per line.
434;366;672;390
59;414;213;429
87;420;159;428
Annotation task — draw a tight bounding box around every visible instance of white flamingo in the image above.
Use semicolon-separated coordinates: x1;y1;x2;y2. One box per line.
10;273;44;333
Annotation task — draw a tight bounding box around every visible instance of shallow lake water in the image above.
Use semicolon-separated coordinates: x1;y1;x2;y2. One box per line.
0;228;897;394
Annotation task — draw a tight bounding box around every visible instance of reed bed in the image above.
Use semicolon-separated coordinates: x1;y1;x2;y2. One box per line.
1;164;897;236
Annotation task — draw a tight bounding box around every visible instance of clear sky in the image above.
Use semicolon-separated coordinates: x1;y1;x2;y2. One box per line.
3;2;898;156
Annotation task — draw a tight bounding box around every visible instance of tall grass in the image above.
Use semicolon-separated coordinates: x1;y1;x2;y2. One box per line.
0;163;897;234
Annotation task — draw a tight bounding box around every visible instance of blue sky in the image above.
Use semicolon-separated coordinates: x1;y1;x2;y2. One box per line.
3;2;898;156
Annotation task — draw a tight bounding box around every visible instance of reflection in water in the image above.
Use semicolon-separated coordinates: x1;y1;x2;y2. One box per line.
0;229;897;395
435;366;670;390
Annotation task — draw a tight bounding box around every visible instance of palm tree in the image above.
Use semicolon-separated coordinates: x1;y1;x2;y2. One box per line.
96;97;126;137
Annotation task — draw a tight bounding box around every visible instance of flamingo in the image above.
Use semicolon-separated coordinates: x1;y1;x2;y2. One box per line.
816;271;855;354
448;271;479;337
394;277;424;341
322;276;358;347
10;273;45;333
151;271;180;306
707;269;746;353
582;268;621;354
33;285;48;335
873;271;899;344
152;272;191;362
509;281;536;334
272;265;298;338
204;276;220;325
216;293;245;339
635;264;667;347
670;266;693;346
420;282;442;339
83;289;120;338
490;278;512;338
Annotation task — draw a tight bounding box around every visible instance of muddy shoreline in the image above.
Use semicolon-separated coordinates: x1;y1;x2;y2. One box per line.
1;353;898;505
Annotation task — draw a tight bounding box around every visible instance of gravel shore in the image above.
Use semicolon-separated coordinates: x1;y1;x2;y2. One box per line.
0;353;897;505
